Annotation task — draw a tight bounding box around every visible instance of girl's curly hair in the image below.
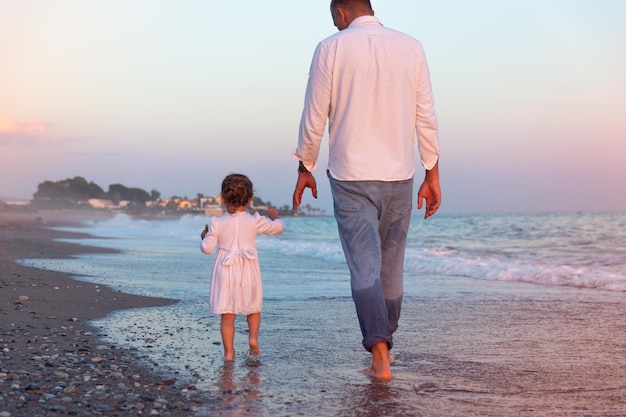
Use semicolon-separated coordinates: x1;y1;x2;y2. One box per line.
221;173;253;214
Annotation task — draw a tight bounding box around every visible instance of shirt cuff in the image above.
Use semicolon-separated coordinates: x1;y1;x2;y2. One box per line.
292;152;317;172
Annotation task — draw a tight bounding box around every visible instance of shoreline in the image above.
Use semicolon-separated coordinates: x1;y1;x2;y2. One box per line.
3;210;626;416
0;211;208;416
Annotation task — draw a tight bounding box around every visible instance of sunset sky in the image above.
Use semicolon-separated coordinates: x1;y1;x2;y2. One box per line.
1;1;625;214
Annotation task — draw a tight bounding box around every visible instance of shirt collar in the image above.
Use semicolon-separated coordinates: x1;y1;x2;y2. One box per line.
348;15;383;28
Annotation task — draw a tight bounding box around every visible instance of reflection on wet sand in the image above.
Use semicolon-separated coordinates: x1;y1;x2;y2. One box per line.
215;357;262;416
343;381;405;417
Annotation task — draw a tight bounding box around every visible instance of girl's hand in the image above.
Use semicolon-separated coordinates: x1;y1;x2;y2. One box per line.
267;208;279;220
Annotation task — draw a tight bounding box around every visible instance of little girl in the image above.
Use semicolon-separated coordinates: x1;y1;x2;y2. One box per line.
200;173;284;361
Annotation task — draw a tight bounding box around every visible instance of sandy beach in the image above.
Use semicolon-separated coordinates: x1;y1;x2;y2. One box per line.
0;210;207;416
1;210;626;417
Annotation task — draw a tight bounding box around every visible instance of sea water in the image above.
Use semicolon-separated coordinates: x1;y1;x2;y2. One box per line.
29;211;626;296
18;211;626;416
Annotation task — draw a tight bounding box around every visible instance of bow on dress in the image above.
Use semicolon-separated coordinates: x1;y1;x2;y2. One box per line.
220;246;258;287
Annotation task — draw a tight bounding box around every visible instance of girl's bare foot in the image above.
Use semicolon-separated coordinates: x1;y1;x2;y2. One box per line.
249;339;260;356
224;349;235;362
246;313;261;356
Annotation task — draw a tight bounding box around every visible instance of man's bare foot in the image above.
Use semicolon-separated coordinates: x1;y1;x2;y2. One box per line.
360;342;392;380
359;366;391;381
249;339;260;356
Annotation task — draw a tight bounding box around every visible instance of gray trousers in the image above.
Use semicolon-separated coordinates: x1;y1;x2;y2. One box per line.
328;171;413;351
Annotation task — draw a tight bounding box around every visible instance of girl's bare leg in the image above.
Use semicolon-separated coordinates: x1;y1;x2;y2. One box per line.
247;313;261;355
221;314;236;361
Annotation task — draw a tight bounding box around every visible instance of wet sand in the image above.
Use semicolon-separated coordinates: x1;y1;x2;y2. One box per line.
0;210;207;416
1;210;625;416
213;280;626;417
383;280;626;417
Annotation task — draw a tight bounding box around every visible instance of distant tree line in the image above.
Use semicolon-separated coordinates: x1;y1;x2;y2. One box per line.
33;176;161;203
29;176;161;211
19;176;326;216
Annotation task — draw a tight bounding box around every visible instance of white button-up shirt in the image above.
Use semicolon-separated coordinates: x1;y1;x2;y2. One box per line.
294;15;440;181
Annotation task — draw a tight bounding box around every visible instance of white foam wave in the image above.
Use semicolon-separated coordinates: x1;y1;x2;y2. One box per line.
404;246;626;292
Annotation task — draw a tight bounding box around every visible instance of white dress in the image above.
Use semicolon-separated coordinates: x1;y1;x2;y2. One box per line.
200;211;284;315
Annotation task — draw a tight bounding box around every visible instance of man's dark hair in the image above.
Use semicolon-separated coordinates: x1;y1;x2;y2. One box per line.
331;0;372;10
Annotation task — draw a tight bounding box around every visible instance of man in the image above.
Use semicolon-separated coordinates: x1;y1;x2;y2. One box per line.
292;0;441;380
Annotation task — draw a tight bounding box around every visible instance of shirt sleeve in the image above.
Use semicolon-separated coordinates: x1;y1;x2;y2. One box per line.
293;42;332;172
414;42;440;170
200;217;218;254
254;212;285;236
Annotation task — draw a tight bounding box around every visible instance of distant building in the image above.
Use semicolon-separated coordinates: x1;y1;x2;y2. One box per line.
199;195;223;216
1;199;30;206
88;199;129;210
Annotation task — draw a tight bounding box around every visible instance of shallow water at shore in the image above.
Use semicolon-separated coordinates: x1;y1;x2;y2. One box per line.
91;270;626;416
